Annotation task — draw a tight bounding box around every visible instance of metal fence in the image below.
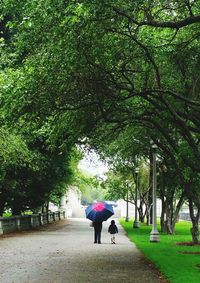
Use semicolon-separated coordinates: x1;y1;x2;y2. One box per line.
179;212;191;222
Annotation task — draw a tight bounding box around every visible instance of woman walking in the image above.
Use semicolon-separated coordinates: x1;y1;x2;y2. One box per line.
93;221;103;244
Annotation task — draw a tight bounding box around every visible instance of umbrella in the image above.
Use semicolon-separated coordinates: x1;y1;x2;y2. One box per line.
85;202;114;222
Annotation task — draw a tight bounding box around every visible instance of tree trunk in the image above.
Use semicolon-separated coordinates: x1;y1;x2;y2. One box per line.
41;204;45;213
138;200;146;223
0;193;6;216
190;222;199;244
139;209;145;222
45;202;49;213
160;194;166;232
146;204;152;225
164;208;173;234
188;198;200;244
171;192;185;232
160;190;185;234
146;208;150;225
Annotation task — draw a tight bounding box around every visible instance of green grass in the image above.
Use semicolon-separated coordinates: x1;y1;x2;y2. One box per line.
120;219;200;283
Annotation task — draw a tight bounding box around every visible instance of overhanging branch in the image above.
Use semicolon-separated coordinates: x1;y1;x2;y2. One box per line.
112;7;200;29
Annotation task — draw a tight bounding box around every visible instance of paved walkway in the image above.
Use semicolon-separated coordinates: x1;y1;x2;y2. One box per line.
0;218;167;283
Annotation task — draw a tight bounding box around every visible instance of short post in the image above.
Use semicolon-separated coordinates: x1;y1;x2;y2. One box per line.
53;212;56;222
133;167;140;228
30;215;34;228
39;213;43;226
47;212;50;223
58;211;61;220
0;219;3;235
16;216;21;231
150;144;160;242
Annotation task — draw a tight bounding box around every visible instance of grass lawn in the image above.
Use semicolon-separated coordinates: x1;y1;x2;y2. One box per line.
120;219;200;283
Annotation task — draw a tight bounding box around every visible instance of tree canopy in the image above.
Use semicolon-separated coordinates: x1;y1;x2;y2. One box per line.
0;0;200;242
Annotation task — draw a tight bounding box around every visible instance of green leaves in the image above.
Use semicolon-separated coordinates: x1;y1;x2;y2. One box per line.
0;126;33;167
0;0;200;218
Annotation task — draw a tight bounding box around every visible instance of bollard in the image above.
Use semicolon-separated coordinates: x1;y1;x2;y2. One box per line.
39;213;43;226
0;219;3;235
16;216;21;231
53;212;56;222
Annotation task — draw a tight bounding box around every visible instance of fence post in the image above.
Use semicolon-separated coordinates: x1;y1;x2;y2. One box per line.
53;212;55;222
39;213;43;226
30;215;34;228
0;219;3;235
16;216;21;231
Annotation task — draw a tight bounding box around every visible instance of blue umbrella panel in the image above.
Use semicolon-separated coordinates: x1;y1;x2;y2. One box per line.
85;202;114;222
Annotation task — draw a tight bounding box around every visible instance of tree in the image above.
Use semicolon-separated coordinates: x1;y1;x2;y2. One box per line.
0;126;36;214
1;0;200;242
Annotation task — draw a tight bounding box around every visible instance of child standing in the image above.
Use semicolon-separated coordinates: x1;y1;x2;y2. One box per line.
108;220;118;244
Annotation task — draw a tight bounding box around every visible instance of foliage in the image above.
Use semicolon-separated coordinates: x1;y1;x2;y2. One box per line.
81;183;105;205
102;171;130;201
0;0;200;242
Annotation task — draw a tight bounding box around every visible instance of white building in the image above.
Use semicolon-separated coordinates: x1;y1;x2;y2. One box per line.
60;186;83;217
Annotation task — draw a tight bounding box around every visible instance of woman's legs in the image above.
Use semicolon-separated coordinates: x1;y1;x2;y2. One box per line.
95;228;101;243
94;229;98;243
97;230;101;243
94;222;102;244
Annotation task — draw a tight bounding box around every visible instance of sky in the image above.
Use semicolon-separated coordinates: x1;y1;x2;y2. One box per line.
78;149;109;179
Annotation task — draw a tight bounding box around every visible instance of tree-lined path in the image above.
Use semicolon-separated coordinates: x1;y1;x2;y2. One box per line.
0;219;166;283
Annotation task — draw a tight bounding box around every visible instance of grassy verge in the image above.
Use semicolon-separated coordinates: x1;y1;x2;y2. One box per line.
120;219;200;283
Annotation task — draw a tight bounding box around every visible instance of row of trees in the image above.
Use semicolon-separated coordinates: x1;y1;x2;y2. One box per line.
101;152;184;234
1;0;200;242
0;0;85;213
73;0;200;242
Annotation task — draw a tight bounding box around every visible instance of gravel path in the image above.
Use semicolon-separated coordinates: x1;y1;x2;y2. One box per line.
0;218;167;283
